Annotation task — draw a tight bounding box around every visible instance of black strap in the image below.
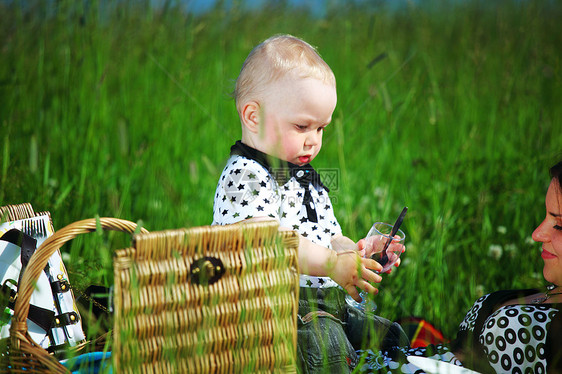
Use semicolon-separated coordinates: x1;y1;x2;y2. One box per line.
0;229;38;268
1;281;56;332
29;305;56;332
50;280;71;294
0;229;38;288
52;311;80;328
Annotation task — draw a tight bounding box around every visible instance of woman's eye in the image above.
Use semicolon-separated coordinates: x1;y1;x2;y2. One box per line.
295;124;307;130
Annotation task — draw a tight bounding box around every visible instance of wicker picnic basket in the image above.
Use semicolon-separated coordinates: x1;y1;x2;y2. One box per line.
0;214;147;373
112;220;300;373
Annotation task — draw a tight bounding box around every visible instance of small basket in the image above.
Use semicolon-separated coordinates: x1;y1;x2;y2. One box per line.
113;220;300;373
0;217;148;373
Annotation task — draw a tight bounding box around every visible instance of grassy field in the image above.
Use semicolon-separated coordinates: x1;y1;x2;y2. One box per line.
1;0;561;344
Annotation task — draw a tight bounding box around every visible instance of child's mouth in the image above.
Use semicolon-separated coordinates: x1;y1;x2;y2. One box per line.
299;156;310;164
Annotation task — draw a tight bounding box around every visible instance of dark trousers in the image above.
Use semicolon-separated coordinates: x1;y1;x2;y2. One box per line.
296;287;409;373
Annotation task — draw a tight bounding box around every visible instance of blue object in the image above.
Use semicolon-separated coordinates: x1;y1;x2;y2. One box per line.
60;351;112;374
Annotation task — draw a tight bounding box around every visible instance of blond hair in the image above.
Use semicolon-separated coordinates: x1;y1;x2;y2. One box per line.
234;34;336;114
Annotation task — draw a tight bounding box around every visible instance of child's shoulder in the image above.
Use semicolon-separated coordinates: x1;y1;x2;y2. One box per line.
221;154;269;173
218;155;274;185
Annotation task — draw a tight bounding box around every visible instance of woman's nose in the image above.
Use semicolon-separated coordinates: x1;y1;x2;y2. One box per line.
532;219;549;243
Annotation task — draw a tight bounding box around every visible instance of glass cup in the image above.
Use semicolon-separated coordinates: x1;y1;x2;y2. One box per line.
345;222;406;313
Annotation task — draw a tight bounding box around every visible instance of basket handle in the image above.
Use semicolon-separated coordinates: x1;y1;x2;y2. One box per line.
10;217;148;337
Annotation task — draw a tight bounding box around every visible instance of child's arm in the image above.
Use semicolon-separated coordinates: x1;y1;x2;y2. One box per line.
241;218;382;301
297;234;382;302
331;234;359;252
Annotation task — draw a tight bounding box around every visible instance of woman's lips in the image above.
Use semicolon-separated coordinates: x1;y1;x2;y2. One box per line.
541;249;557;260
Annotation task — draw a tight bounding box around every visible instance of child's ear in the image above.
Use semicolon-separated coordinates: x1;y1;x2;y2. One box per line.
241;101;260;134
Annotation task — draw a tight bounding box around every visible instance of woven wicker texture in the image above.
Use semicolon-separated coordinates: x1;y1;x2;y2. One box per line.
0;203;37;222
0;214;147;373
113;221;300;373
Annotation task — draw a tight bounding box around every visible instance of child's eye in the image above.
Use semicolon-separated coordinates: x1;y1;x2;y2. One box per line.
295;124;307;131
317;126;326;132
554;225;562;231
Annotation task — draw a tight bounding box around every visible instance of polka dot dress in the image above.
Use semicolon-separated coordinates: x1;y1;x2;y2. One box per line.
212;153;342;288
356;291;560;373
459;294;557;373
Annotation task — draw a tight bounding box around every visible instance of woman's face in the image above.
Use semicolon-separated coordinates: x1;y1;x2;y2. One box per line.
532;179;562;286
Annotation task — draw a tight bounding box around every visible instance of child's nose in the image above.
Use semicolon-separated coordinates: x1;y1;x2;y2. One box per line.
305;131;321;146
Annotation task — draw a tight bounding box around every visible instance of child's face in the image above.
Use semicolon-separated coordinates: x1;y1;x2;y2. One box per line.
258;76;337;166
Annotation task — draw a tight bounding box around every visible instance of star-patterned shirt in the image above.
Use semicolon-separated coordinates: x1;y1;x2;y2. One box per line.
212;142;342;288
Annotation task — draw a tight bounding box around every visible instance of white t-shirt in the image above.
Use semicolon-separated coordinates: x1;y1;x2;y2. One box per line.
212;143;342;288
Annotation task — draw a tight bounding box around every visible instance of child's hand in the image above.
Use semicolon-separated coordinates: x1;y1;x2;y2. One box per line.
357;236;405;274
328;251;382;302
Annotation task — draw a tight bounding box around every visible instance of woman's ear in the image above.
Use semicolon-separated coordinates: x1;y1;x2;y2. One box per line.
241;101;260;134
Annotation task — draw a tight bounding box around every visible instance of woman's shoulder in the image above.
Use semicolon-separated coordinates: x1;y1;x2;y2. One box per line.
481;288;540;305
457;289;542;333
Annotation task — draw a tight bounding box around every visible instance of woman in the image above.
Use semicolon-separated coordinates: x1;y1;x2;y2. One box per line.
360;161;562;373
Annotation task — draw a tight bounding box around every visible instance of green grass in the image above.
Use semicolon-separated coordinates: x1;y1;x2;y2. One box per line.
1;0;561;344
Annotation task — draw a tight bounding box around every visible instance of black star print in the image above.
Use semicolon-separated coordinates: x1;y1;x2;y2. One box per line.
293;225;299;230
234;169;241;175
284;185;290;191
227;181;234;187
260;181;267;187
281;212;287;218
325;205;331;210
318;191;323;196
257;205;264;211
319;215;325;220
268;214;275;218
222;209;228;216
317;235;322;241
241;200;248;207
324;228;330;234
252;190;259;196
297;192;302;198
263;198;270;204
300;217;307;224
302;232;308;237
318;278;325;285
222;196;227;202
237;184;245;191
248;173;256;179
233;212;240;218
230;196;237;202
311;225;318;231
245;215;253;219
306;279;313;286
289;201;295;208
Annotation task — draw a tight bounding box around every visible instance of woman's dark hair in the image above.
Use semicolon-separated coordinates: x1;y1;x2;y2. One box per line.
550;160;562;191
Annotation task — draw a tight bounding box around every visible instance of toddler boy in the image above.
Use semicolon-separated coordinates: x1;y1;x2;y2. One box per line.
212;34;408;372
